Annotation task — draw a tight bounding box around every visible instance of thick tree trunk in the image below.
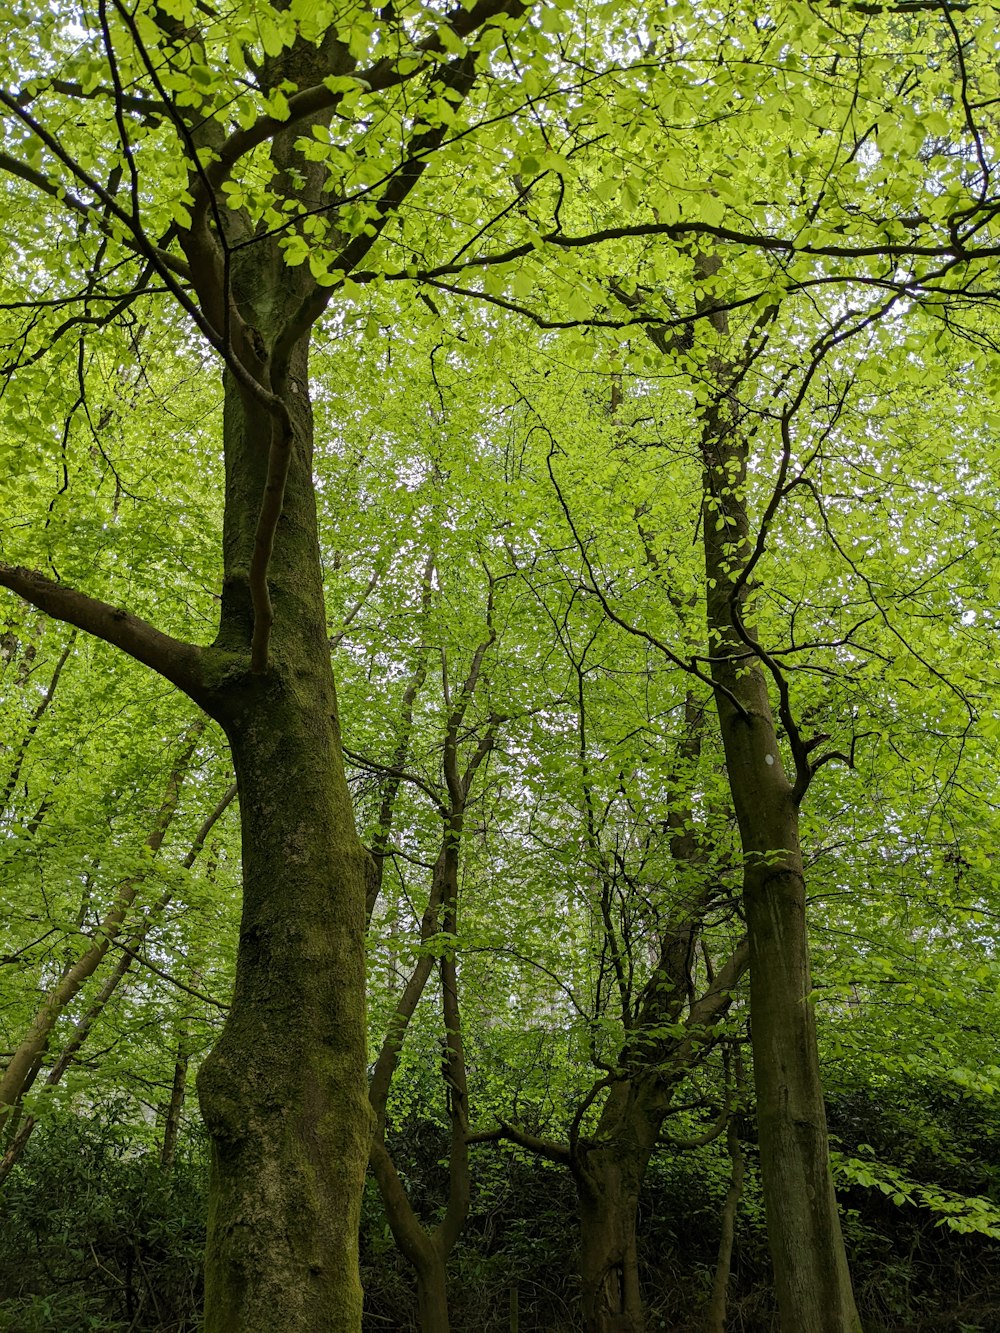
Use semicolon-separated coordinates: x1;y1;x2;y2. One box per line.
195;333;372;1331
578;1155;645;1333
416;1252;452;1333
197;694;371;1332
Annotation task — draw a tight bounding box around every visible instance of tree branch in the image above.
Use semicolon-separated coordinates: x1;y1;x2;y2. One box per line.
466;1120;571;1166
0;564;204;704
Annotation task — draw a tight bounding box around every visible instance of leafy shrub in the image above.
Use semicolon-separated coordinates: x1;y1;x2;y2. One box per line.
0;1101;206;1333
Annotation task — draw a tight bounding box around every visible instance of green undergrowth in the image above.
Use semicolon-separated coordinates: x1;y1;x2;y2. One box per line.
1;1081;998;1332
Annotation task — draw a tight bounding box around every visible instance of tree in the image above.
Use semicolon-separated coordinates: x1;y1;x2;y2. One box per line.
6;1;1000;1328
0;2;539;1326
363;563;501;1331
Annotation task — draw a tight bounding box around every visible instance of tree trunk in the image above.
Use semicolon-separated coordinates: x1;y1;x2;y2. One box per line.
698;260;860;1330
704;521;859;1331
367;828;469;1333
578;1157;645;1333
197;694;371;1332
416;1250;452;1333
195;335;372;1331
0;726;201;1136
569;893;749;1333
0;784;234;1185
704;1116;744;1333
0;8;522;1326
160;1035;191;1171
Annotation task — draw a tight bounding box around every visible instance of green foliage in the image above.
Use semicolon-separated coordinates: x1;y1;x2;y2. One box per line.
0;1104;207;1332
4;0;1000;1325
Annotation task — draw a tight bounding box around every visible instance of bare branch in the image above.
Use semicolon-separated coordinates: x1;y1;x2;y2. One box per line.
466;1119;571;1166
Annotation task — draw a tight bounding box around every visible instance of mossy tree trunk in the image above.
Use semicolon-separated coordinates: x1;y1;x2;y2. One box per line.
192;292;373;1328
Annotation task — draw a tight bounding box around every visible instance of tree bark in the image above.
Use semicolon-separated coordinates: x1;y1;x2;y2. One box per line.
416;1251;453;1333
196;367;373;1325
704;1115;744;1333
697;259;860;1331
197;693;371;1332
578;1138;646;1333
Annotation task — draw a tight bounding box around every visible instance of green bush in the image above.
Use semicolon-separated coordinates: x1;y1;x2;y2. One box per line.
0;1102;206;1333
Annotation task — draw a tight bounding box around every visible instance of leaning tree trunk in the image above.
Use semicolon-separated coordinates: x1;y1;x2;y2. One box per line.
195;328;373;1332
0;726;202;1138
697;268;860;1330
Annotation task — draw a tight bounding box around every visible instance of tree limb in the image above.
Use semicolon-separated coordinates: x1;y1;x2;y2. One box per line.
0;564;205;704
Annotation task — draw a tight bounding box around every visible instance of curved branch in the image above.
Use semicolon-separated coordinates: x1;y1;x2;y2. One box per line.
466;1119;571;1166
0;564;204;704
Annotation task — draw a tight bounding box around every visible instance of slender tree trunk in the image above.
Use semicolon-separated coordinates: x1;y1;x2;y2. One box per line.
0;784;233;1184
364;629;492;1332
367;832;469;1333
705;1116;744;1333
370;1140;456;1333
0;630;75;819
571;938;749;1333
0;725;202;1135
704;516;859;1332
160;1032;192;1170
697;261;860;1330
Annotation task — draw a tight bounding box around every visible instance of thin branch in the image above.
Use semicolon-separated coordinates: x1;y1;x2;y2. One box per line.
0;631;76;819
111;940;230;1010
543;440;748;719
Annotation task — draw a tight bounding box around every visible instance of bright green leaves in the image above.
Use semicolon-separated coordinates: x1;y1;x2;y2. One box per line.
832;1145;1000;1240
